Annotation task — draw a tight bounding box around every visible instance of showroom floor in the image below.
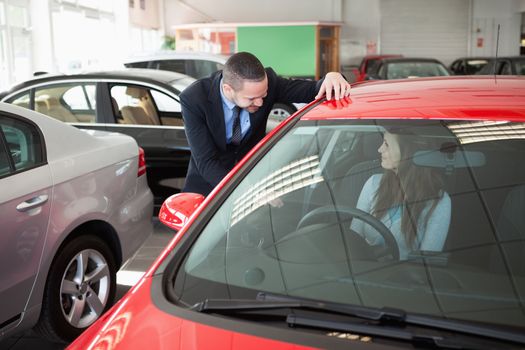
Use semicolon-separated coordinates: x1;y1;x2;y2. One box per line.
0;218;174;350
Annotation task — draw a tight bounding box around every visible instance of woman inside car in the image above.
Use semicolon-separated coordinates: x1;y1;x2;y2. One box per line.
351;126;452;260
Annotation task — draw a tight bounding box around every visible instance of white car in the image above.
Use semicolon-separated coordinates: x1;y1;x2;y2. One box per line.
123;50;229;79
0;102;153;343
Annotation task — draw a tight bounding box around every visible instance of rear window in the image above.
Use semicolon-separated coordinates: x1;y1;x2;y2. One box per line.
387;62;450;79
124;61;150;69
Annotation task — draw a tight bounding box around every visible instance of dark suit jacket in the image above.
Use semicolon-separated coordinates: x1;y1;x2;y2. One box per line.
180;67;323;196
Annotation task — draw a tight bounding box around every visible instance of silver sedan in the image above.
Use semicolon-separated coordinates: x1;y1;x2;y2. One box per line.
0;102;153;343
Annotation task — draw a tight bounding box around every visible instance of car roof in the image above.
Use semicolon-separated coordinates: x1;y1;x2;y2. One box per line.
363;54;403;60
453;57;491;61
124;51;229;64
495;56;525;61
1;68;194;95
303;76;525;121
380;57;444;64
475;56;525;63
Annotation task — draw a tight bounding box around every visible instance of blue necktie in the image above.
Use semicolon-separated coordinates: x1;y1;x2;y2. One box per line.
231;106;242;145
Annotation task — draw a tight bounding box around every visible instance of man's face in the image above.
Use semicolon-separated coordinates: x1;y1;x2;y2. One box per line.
224;76;268;113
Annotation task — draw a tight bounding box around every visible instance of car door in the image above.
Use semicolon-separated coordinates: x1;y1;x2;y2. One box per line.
102;82;190;211
0;113;52;328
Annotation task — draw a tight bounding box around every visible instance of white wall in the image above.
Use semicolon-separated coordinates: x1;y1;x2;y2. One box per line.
341;0;381;65
163;0;343;31
30;0;55;73
471;0;522;56
162;0;524;66
517;0;525;12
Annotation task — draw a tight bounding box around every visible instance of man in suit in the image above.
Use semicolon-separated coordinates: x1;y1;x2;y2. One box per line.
181;51;351;196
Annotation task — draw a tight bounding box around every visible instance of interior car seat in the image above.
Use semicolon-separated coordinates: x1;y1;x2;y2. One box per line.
124;87;159;125
332;132;383;208
121;106;152;125
111;97;126;124
35;100;48;114
45;97;78;122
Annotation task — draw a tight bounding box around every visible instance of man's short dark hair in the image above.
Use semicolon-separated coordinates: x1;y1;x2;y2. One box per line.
223;52;266;90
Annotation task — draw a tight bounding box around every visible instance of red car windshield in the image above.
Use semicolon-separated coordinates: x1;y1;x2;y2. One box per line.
171;118;525;331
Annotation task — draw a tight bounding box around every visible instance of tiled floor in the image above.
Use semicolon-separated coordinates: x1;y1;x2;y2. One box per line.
0;218;174;350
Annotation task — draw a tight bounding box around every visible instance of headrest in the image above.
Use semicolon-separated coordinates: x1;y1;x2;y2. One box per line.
125;87;146;99
46;96;60;108
35;100;47;111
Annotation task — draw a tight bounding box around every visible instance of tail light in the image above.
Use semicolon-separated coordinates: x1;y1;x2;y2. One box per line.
138;147;146;177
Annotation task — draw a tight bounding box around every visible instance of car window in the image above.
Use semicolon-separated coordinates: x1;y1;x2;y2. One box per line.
387;62;449;79
365;59;380;75
377;63;385;77
9;91;31;109
173;119;525;330
465;59;488;74
110;85;160;125
515;59;525;75
150;90;180;112
150;90;183;126
450;60;461;74
63;84;96;111
188;60;224;79
124;61;149;69
0;130;11;177
497;61;512;75
0;115;44;175
156;59;187;75
34;83;96;123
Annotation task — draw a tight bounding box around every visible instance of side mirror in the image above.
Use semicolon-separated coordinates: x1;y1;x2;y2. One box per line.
158;192;205;231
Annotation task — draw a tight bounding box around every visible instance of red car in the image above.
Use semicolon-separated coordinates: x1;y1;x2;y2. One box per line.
69;76;525;350
350;54;403;82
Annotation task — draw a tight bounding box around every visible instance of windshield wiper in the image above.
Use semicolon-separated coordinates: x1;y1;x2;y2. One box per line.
192;294;405;322
191;292;525;348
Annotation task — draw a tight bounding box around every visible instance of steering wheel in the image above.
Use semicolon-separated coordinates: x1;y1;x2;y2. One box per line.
296;205;400;260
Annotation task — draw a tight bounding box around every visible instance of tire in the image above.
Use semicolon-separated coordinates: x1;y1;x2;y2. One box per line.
34;235;117;343
269;103;297;121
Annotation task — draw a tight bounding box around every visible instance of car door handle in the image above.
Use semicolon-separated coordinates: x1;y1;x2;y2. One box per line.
16;195;49;212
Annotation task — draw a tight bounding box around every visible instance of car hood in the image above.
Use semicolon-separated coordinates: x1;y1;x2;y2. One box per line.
67;276;315;350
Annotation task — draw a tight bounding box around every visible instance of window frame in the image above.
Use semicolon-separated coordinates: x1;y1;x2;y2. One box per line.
0;111;46;179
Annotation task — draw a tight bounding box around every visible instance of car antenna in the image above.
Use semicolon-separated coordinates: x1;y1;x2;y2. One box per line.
493;24;500;78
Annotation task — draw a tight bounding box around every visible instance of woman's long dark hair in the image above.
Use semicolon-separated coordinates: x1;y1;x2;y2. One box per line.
372;131;444;247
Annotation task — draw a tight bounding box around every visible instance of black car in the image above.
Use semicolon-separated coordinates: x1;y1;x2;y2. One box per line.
0;69;195;212
124;51;299;123
476;56;525;75
367;57;450;80
449;57;490;75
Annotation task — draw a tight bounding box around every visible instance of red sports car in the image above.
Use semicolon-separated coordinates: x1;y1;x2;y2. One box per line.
69;76;525;350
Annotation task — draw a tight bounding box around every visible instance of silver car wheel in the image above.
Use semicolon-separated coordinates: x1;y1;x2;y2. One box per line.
268;107;292;120
59;248;111;328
